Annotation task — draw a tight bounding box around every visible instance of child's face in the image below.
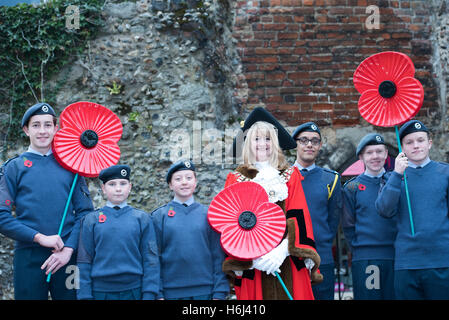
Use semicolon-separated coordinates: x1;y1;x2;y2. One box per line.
101;179;132;205
169;170;197;200
359;144;388;175
402;131;432;164
23;114;58;153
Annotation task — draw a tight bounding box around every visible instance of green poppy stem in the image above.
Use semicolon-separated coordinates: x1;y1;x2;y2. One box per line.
395;126;415;236
46;173;79;283
274;271;293;300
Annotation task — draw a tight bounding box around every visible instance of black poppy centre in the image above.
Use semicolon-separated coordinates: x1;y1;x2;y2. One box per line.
238;210;257;230
80;130;99;149
378;80;397;98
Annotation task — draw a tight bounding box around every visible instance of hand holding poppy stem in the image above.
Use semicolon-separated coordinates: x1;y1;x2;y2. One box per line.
394;152;409;175
395;126;415;236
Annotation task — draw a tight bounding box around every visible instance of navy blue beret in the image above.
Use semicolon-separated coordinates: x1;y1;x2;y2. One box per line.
292;122;321;140
21;102;56;127
166;159;196;183
356;133;385;156
398;120;429;141
99;165;131;183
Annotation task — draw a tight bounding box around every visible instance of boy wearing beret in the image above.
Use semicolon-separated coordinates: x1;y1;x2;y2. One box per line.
291;122;342;300
376;120;449;299
342;133;396;299
151;159;229;300
0;102;94;299
77;165;160;300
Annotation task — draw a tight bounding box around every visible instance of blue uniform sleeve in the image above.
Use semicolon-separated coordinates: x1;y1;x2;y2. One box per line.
76;214;96;300
141;214;160;300
150;207;165;299
65;176;94;250
0;160;38;243
328;173;342;237
207;219;230;300
375;171;402;218
342;182;356;252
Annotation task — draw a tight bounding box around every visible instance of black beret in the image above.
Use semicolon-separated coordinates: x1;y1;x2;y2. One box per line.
356;133;385;157
291;122;321;140
21;102;56;127
232;107;297;157
99;165;131;183
166;159;196;183
398;120;429;141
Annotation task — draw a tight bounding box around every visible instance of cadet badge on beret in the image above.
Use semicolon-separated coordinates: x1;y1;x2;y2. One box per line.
415;122;421;129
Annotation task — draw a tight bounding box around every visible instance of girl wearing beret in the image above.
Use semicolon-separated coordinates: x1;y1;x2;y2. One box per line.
151;160;229;300
223;108;323;300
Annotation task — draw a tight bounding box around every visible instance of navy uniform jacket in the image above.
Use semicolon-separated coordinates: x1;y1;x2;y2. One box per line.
342;172;396;261
0;152;93;249
77;205;160;300
294;165;342;265
151;200;229;299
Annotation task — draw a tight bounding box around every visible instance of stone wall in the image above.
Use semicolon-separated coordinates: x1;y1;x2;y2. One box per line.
1;0;449;299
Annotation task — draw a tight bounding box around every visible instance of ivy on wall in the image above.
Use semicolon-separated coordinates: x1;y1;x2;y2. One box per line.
0;0;105;158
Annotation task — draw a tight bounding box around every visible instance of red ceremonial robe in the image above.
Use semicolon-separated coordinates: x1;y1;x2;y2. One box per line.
222;165;323;300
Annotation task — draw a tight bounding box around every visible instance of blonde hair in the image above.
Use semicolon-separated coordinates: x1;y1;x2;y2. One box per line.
242;121;288;170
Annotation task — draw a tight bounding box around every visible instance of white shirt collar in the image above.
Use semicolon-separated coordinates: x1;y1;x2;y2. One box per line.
293;161;316;171
173;196;194;206
364;168;385;178
106;201;127;209
408;157;431;168
27;146;52;157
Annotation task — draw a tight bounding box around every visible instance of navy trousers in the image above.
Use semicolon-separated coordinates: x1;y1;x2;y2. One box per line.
351;259;395;300
93;287;142;300
13;246;77;300
395;268;449;300
312;263;335;300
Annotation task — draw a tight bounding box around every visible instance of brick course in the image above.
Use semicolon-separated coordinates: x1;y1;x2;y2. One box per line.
232;0;437;128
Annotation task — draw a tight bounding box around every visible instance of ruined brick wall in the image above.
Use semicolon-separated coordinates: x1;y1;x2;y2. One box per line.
232;0;438;128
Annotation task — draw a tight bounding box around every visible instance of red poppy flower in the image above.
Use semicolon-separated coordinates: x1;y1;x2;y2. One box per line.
168;208;176;217
52;101;122;177
208;181;286;260
5;200;11;206
358;184;366;191
353;51;424;127
24;160;33;168
99;213;107;223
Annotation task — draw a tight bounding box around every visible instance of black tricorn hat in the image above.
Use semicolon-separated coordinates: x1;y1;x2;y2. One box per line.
231;107;297;158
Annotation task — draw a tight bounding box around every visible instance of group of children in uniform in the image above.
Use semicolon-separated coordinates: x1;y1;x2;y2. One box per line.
1;102;449;300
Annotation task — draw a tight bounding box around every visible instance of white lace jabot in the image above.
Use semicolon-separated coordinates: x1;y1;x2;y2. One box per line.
253;162;288;203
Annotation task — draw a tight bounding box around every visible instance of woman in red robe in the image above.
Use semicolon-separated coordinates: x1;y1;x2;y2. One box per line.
223;108;323;300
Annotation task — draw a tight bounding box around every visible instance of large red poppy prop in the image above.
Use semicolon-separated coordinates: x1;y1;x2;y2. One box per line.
353;51;424;127
52;101;122;177
208;181;286;260
46;101;122;283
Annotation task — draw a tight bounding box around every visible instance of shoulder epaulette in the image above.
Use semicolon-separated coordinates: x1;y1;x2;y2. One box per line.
343;176;360;193
322;167;339;176
0;155;19;176
149;204;169;216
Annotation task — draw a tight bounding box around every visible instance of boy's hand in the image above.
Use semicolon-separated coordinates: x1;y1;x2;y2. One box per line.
41;247;74;275
33;233;64;251
394;152;408;175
